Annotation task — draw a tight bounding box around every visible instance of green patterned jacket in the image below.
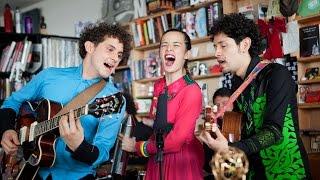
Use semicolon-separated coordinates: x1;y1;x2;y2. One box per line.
230;57;310;180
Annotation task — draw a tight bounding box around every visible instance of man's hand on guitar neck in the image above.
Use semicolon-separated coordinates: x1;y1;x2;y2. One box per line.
197;124;228;153
1;130;20;154
59;110;84;152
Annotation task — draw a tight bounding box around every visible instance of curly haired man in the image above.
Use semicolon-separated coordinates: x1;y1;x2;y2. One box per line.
198;13;310;179
0;22;132;179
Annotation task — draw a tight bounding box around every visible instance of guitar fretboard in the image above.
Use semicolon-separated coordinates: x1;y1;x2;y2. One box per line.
33;105;87;137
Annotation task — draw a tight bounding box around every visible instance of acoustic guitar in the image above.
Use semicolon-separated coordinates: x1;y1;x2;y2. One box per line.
203;106;242;142
2;92;124;180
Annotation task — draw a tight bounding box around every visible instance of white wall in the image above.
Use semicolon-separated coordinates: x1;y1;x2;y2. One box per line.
9;0;103;37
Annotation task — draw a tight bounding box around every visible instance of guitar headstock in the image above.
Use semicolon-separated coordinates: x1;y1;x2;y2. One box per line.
88;92;124;118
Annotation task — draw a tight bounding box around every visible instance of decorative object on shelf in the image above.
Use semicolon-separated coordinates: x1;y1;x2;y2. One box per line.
175;0;189;9
210;64;222;74
298;85;310;104
282;20;299;55
24;16;33;34
210;147;249;180
74;21;92;37
189;61;200;76
136;99;152;114
21;8;41;34
102;0;134;24
298;0;320;17
3;4;13;33
199;63;208;76
311;135;320;152
147;0;173;14
305;67;319;80
266;0;282;19
258;17;286;60
40;16;48;35
305;89;320;103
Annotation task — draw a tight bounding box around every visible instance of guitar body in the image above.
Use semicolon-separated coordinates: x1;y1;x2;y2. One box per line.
220;111;242;142
203;107;242;142
3;99;62;180
2;93;124;180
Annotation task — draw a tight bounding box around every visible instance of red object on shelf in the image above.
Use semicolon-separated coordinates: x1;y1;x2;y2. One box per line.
305;90;320;103
210;64;223;74
3;4;13;33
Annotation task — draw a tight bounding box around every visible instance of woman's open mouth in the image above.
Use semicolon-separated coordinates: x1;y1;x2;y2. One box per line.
165;54;175;66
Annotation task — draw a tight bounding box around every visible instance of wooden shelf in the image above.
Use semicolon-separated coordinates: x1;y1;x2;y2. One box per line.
134;10;172;22
191;36;212;44
192;73;222;80
134;36;212;51
115;65;130;71
134;0;218;22
297;14;320;24
135;76;162;83
0;32;79;40
136;113;149;117
307;151;320;155
175;0;218;13
298;103;320;109
189;55;216;62
299;79;320;85
297;55;320;63
134;42;160;51
300;129;320;134
135;95;153;99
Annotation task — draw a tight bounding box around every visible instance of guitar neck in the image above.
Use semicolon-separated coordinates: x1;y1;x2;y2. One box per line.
33;104;88;137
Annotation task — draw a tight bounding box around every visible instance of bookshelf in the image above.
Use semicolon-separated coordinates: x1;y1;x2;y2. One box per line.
130;0;239;114
297;14;320;178
0;32;80;102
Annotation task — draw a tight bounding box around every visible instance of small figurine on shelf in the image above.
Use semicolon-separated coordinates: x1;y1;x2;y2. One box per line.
40;16;48;34
3;4;14;33
305;67;319;80
199;63;208;76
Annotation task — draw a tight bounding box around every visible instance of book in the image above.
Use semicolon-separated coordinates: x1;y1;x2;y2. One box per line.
299;24;320;57
27;43;42;73
1;41;16;72
195;7;207;38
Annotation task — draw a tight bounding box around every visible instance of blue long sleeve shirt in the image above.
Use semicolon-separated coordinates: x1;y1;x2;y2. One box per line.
1;65;125;179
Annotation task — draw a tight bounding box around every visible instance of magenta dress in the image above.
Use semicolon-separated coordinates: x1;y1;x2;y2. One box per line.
135;75;204;180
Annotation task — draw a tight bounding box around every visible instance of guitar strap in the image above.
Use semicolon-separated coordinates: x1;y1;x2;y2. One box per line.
213;61;271;122
53;79;106;118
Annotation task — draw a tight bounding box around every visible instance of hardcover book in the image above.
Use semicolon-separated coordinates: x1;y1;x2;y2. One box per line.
299;24;320;57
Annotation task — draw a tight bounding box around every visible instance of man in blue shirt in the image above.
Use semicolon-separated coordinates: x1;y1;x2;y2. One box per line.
0;22;132;179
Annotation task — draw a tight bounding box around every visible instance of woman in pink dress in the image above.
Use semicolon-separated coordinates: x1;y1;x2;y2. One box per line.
121;29;204;180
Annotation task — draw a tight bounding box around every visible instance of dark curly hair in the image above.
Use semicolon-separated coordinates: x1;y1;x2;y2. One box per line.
79;22;132;64
212;87;232;103
210;13;262;57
